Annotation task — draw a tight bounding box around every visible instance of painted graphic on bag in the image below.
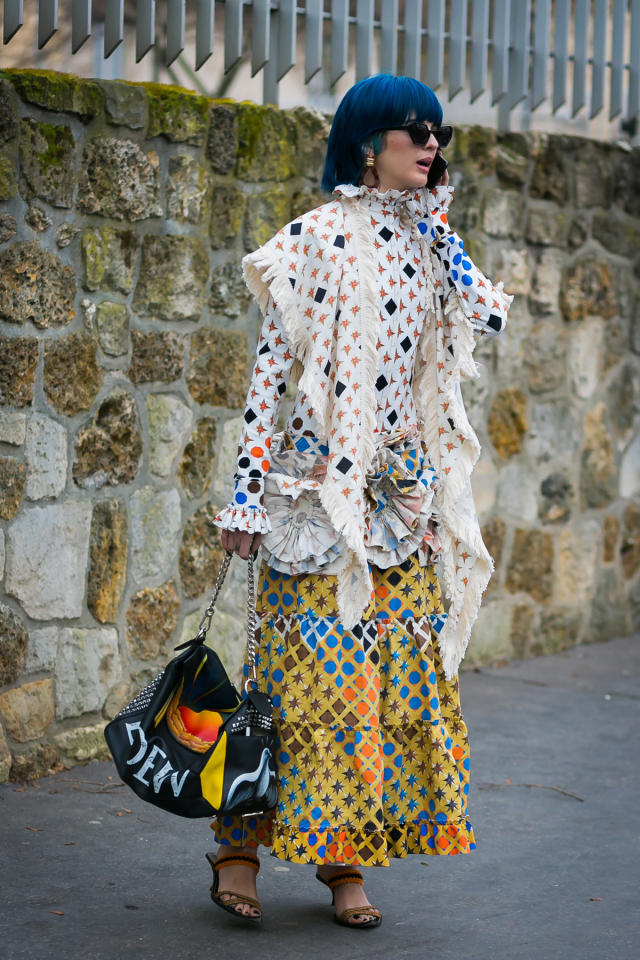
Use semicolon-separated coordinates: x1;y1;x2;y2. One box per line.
224;747;275;809
125;721;189;797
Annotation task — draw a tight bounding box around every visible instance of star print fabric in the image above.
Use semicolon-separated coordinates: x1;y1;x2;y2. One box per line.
210;553;476;864
214;183;507;538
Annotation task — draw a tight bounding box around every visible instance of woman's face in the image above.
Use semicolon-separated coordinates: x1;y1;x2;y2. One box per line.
370;123;440;192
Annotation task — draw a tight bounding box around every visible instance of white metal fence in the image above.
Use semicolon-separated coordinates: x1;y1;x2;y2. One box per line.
2;1;639;128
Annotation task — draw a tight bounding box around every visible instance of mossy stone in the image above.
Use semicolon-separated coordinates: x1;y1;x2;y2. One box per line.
179;506;224;599
244;187;291;250
0;242;76;328
43;332;104;416
179;418;217;500
210;182;245;249
0;79;19;145
487;388;528;459
207;101;239;174
73;390;142;490
292;106;330;181
78;138;161;221
5;69;104;121
82;225;140;293
127;330;186;386
99;80;148;130
235;103;297;182
133;235;209;322
19;118;75;208
187;328;248;408
141;81;210;145
0;151;17;201
0;335;39;407
0;457;26;520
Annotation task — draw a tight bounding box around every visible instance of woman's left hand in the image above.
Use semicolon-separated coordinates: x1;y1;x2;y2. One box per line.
438;166;449;187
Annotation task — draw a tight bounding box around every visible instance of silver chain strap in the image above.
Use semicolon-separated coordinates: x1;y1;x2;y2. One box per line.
195;550;259;692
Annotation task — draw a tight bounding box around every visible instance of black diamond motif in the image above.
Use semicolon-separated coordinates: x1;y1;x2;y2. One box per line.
387;410;398;425
448;417;455;430
403;263;416;278
400;335;412;352
387;571;402;586
314;287;326;303
244;409;257;423
258;342;270;355
277;382;287;395
335;381;346;397
324;360;331;376
487;314;503;332
289;277;296;288
385;299;397;315
290;222;302;235
336;456;353;474
375;374;388;391
379;226;393;242
334;234;345;248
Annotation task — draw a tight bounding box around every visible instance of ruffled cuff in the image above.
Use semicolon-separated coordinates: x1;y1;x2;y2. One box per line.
212;504;273;534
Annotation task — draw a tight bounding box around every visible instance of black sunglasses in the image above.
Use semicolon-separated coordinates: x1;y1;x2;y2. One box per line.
382;122;453;149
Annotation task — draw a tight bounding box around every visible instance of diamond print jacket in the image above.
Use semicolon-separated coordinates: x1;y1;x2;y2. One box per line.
214;184;512;679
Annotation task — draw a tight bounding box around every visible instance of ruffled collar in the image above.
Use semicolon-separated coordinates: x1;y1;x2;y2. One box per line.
334;182;431;218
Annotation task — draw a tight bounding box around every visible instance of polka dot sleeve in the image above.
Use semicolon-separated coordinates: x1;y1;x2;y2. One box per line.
418;186;512;336
213;297;294;534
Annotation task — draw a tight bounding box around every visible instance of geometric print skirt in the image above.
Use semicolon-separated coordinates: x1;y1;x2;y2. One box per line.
210;552;477;866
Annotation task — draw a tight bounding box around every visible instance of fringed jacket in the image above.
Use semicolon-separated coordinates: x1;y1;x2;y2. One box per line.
215;184;512;679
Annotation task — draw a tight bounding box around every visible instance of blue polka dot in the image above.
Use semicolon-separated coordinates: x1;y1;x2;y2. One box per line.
430;696;439;710
311;807;322;820
326;634;338;648
409;671;420;684
409;696;421;709
354;650;365;664
282;592;294;606
299;818;310;831
399;685;409;699
383;742;395;756
279;751;290;764
428;672;437;684
266;681;273;694
389;597;401;611
272;669;284;682
316;648;325;660
317;845;326;858
461;273;473;286
343;662;354;675
335;675;343;687
342;635;354;649
405;459;415;471
324;661;336;674
272;695;281;707
354;731;363;744
308;833;317;845
235;492;247;504
435;812;448;824
335;730;346;742
383;768;393;781
452;253;462;265
462;259;472;269
231;827;243;841
267;592;279;605
344;742;355;756
394;755;402;768
463;758;470;770
451;269;458;281
417;221;428;235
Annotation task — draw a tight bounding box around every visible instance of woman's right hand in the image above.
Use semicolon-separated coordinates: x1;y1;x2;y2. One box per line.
221;528;263;560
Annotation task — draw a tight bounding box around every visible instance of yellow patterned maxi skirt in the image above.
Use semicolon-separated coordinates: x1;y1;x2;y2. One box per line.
210;552;476;866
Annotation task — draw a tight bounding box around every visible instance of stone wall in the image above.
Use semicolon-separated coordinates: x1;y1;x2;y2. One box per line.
0;70;639;782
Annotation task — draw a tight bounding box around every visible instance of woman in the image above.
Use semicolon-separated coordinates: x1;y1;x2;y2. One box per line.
209;74;512;927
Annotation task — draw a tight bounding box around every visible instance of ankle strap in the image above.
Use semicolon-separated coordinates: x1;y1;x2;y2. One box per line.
212;853;260;874
324;870;363;890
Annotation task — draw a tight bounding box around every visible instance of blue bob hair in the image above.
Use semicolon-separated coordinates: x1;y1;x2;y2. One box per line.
321;74;444;192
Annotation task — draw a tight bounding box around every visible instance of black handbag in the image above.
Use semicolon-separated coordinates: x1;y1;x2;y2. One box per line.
104;552;277;819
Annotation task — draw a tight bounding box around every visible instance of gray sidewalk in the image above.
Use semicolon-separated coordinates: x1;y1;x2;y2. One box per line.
1;635;638;960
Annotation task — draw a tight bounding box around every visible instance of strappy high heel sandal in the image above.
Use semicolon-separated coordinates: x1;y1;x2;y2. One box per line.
206;852;262;923
316;869;382;929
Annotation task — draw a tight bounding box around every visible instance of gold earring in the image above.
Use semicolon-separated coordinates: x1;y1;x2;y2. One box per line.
365;154;375;167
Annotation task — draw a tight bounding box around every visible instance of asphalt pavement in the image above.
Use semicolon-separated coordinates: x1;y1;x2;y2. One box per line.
1;634;638;960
